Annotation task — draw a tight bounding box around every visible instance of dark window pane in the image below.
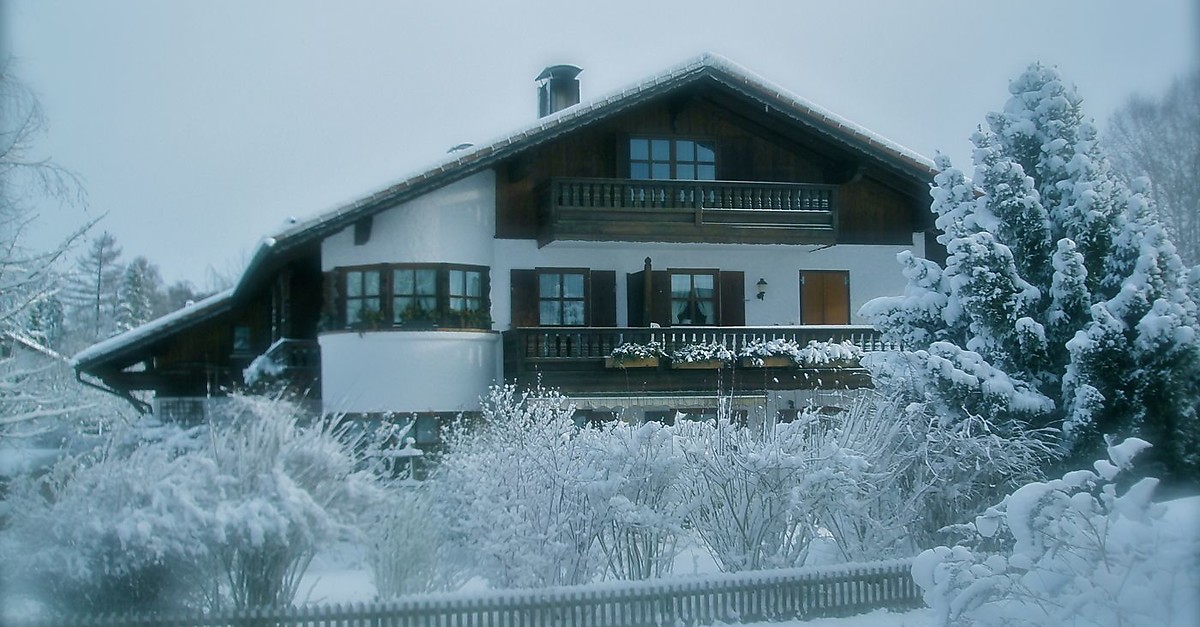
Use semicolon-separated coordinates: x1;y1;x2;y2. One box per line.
671;274;690;298
677;164;695;180
651;163;670;180
698;164;716;180
563;273;585;298
416;269;436;295
363;271;380;296
631;163;650;179
676;140;695;161
346;272;363;297
466;272;482;297
394;269;414;295
539;301;560;325
539;273;560;298
562;301;585;325
630;138;649;160
651;139;670;160
697;142;715;162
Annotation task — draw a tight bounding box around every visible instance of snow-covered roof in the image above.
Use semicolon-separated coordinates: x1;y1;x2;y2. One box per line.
236;52;935;295
71;288;235;368
77;54;936;373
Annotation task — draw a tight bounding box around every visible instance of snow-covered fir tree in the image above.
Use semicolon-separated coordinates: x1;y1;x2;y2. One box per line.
862;64;1200;482
115;255;163;332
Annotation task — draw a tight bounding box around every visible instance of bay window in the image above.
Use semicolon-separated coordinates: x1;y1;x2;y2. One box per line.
332;264;490;330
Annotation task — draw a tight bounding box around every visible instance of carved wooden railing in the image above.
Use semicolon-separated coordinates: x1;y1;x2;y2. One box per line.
550;177;837;212
505;326;891;362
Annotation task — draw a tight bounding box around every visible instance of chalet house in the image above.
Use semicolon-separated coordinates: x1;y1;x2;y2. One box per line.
72;54;937;439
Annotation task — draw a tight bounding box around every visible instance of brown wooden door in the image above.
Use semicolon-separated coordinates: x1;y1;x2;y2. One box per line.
800;270;849;324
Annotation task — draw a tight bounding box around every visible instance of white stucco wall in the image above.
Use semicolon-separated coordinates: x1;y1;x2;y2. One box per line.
319;171;498;415
322;170;496;269
490;236;922;329
320;331;500;414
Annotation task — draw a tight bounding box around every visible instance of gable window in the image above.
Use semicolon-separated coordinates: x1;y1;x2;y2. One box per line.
629;138;716;180
345;269;382;326
539;271;587;326
799;270;850;325
334;264;490;331
670;271;717;326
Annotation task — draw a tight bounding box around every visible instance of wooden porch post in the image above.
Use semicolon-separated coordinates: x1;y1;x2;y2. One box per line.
643;257;653;327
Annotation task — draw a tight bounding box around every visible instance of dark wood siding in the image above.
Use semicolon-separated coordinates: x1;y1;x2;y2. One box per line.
495;88;926;244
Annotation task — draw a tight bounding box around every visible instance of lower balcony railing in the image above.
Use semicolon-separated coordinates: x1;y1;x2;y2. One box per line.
505;326;890;362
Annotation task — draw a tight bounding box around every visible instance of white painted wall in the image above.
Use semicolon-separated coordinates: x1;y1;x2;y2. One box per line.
322;171;496;270
319;171;498;415
490;236;922;329
320;331;500;414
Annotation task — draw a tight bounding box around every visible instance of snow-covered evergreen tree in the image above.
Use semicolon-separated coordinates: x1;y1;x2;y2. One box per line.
862;63;1200;481
115;255;163;332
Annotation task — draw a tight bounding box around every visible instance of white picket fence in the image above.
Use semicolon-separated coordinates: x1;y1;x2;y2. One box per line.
30;558;920;627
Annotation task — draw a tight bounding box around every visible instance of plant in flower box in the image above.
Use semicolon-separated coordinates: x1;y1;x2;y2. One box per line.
669;342;734;369
606;341;666;368
738;338;803;367
795;340;863;368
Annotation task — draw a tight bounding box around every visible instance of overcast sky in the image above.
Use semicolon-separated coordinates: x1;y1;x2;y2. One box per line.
5;0;1197;288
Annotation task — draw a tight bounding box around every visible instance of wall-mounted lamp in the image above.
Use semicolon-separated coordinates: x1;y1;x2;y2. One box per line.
756;278;768;300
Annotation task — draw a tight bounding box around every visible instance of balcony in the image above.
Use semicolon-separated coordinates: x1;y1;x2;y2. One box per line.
502;326;889;395
538;178;838;246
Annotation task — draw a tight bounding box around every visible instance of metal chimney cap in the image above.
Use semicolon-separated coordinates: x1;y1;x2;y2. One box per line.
536;64;583;82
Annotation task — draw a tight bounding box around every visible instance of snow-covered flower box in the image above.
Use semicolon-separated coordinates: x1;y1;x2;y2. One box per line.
738;339;863;368
669;342;735;369
605;341;666;368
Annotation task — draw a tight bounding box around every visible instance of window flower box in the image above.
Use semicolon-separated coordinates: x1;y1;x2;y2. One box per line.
605;356;660;369
739;355;795;368
671;359;726;370
669;342;734;369
606;340;666;369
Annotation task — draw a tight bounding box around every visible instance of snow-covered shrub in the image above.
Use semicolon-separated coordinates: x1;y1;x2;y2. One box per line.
435;385;606;588
587;421;691;580
1;394;388;614
913;438;1199;627
670;341;734;364
676;402;872;572
365;483;464;597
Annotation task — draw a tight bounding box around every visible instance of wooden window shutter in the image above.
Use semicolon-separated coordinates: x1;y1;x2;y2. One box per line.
590;270;617;327
510;269;538;327
719;271;745;326
626;271;646;327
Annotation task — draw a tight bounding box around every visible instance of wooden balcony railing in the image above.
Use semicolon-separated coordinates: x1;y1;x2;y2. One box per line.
539;178;838;246
505;326;889;362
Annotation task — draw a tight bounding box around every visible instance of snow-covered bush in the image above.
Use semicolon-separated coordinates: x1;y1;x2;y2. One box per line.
1;394;388;614
676;401;872;572
670;341;734;364
435;385;606;588
587;421;691;580
861;63;1200;481
913;438;1199;627
366;483;464;597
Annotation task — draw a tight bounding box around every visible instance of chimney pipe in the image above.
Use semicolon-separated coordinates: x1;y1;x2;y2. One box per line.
536;64;582;118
